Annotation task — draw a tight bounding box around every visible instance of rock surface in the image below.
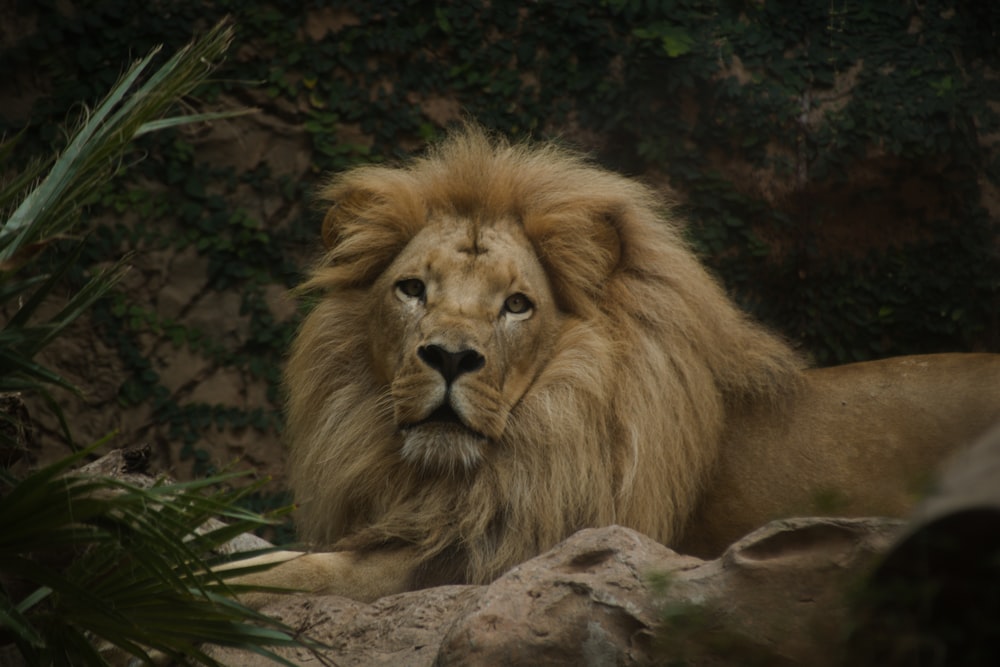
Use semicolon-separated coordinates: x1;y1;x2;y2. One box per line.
207;518;902;666
847;424;1000;665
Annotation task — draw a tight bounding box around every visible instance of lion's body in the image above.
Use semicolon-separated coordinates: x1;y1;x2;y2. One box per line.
262;126;1000;602
681;353;1000;556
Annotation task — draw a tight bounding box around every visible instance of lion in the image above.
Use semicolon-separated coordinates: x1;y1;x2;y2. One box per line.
238;125;1000;605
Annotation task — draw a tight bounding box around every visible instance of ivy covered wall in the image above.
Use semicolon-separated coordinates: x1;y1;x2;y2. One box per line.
1;1;997;498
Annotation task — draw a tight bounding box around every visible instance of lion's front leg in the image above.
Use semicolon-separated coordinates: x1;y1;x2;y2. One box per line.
222;548;417;607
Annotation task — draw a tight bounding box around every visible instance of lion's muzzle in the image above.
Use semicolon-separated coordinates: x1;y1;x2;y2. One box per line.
390;342;509;470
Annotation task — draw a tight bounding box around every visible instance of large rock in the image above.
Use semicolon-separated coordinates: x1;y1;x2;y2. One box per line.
847;423;1000;665
437;526;685;666
207;518;901;666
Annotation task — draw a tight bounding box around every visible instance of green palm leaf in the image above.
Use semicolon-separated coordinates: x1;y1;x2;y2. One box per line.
0;17;255;405
0;444;321;665
0;18;319;665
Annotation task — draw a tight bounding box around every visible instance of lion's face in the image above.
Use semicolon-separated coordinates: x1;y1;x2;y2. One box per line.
288;126;810;580
369;216;561;471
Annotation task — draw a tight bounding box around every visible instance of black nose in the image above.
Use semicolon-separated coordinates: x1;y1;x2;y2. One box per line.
418;344;485;384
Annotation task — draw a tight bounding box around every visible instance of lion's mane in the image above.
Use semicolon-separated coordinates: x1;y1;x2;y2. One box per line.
285;126;803;586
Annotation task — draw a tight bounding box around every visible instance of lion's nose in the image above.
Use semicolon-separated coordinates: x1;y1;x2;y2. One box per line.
418;344;485;384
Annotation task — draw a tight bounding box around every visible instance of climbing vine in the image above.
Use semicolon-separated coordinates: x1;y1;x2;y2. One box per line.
1;1;997;491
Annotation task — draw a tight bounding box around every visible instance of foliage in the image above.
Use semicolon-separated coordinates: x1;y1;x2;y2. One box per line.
0;17;251;453
0;20;321;664
0;444;317;666
0;1;995;479
610;1;1000;363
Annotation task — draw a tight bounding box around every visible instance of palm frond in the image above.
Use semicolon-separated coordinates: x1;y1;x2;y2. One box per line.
0;444;320;666
0;18;319;665
0;20;253;264
0;18;252;429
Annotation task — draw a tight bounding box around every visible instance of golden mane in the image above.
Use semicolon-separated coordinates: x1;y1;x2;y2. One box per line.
285;126;804;586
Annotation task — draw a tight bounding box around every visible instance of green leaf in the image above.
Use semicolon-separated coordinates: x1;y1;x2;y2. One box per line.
0;446;321;664
0;21;238;264
135;108;259;137
0;19;324;663
633;22;695;58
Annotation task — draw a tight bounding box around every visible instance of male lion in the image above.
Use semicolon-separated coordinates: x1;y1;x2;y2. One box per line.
244;125;1000;604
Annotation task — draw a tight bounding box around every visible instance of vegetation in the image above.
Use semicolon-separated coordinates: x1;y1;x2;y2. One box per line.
0;446;312;665
0;20;317;665
0;16;252;451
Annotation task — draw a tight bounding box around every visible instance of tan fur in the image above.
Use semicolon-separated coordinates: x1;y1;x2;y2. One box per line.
680;353;1000;556
273;125;1000;600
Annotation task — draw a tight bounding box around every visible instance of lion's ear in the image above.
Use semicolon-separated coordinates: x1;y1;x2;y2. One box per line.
529;204;625;311
310;178;424;289
567;206;624;282
320;202;342;249
320;187;376;250
593;208;625;273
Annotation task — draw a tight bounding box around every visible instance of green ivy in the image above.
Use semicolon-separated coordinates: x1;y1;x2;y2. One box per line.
1;1;996;500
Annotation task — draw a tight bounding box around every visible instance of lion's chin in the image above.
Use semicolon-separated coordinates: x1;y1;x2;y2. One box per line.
399;424;485;472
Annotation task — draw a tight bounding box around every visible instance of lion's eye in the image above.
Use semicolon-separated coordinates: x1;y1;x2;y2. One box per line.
395;278;426;301
503;293;533;317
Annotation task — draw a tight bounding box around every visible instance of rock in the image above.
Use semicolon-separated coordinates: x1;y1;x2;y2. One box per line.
206;519;901;666
438;526;687;667
78;443;152;478
208;585;483;666
74;447;274;556
660;517;901;666
848;424;1000;666
0;392;35;468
